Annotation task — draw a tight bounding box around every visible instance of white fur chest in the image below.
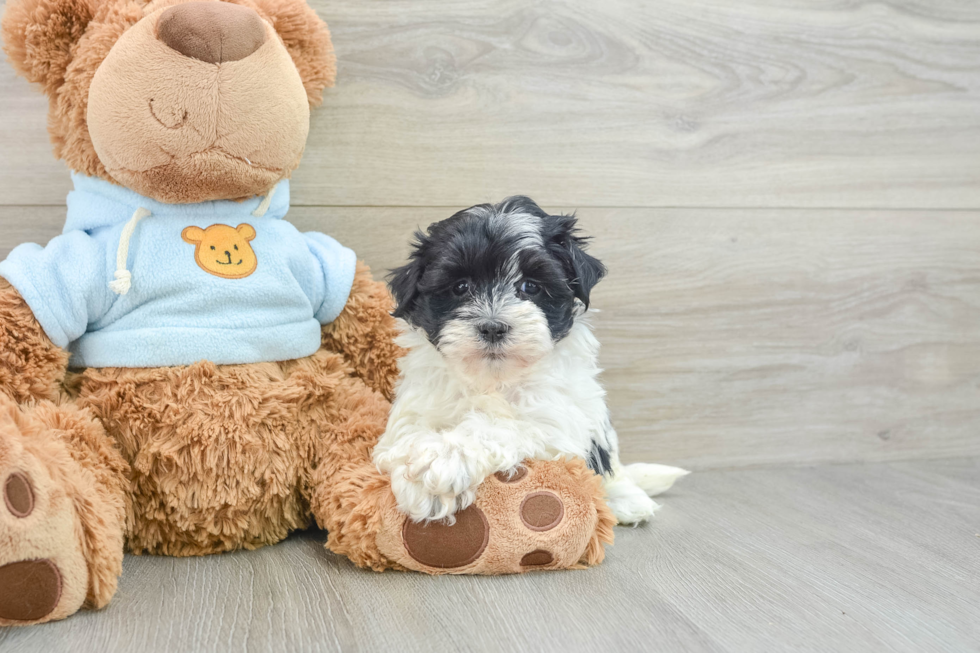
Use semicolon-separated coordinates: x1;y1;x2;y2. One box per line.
382;319;614;461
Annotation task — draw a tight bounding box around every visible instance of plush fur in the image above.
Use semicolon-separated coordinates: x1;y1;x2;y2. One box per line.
376;198;688;523
0;279;69;404
0;0;618;626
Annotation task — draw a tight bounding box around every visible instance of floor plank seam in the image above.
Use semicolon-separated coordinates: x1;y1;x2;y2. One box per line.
4;203;980;212
682;453;980;475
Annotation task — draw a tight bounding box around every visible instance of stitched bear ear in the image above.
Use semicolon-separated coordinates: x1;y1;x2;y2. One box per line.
1;0;96;96
236;224;257;240
181;226;206;244
250;0;337;107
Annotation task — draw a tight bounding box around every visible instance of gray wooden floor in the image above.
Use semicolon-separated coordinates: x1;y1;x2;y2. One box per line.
1;0;979;649
1;458;977;652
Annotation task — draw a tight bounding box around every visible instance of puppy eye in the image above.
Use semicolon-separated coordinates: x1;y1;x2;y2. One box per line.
519;280;541;296
452;280;470;296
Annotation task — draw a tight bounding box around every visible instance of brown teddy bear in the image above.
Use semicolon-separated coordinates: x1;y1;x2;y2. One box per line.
0;0;614;626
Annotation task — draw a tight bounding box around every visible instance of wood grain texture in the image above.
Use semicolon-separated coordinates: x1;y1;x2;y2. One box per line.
2;0;980;207
2;205;978;470
0;457;977;652
1;1;977;649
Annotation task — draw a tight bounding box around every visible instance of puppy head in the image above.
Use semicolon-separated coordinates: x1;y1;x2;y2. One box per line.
388;196;606;384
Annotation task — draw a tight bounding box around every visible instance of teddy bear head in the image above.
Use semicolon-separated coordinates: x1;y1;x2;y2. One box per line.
2;0;335;203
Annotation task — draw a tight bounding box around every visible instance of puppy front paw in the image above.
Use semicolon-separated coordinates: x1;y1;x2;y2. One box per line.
384;442;490;522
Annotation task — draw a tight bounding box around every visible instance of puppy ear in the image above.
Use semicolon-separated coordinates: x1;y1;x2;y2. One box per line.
568;239;606;308
251;0;336;106
387;231;429;321
2;0;95;96
546;214;606;308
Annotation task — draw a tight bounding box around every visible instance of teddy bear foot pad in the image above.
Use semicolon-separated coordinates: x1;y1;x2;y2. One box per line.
0;473;62;621
377;459;607;574
0;458;89;625
0;558;63;622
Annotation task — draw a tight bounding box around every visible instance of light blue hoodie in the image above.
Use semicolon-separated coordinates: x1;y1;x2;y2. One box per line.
0;174;356;368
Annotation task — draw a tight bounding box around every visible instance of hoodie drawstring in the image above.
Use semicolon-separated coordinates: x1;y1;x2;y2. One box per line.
109;207;151;295
251;185;276;218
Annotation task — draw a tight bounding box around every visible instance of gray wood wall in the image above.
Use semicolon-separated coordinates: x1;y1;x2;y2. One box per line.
1;0;978;470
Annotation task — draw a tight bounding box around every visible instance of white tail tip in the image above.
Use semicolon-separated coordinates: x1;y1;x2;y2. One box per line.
623;463;690;496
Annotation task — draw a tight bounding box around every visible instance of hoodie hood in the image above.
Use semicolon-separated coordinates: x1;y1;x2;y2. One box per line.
65;173;290;234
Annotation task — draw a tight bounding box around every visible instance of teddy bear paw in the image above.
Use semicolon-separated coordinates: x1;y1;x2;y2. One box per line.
375;458;612;574
0;430;90;625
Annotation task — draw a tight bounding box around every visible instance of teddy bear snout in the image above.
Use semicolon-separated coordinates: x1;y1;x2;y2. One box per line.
157;1;267;64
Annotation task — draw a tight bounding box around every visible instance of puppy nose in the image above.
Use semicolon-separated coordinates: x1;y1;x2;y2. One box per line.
157;2;267;64
478;321;511;344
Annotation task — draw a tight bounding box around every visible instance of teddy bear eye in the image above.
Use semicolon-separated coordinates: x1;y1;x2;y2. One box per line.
210;245;216;251
234;244;238;250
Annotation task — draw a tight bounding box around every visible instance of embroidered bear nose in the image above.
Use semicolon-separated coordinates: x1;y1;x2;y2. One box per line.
157;2;267;64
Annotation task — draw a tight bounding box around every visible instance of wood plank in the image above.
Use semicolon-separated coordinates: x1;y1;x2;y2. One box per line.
2;0;980;208
0;458;976;651
2;205;979;469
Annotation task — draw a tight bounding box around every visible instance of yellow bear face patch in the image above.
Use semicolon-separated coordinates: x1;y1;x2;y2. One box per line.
181;223;258;279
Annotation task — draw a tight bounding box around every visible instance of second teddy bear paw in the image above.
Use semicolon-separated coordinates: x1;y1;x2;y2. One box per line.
0;463;86;625
0;398;126;626
375;458;614;574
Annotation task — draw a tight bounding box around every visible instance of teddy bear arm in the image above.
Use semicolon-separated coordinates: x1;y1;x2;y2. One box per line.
0;278;69;403
320;261;403;401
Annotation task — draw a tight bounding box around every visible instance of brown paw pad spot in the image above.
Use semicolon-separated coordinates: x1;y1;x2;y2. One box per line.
4;472;34;518
520;549;554;566
520;491;564;532
402;505;489;569
0;559;62;622
494;467;528;484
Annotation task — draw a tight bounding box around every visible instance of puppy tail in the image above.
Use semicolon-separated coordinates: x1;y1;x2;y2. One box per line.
623;463;690;497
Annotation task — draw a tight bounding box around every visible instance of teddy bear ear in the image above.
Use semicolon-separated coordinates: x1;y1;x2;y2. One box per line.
236;224;257;240
250;0;337;107
1;0;96;96
181;226;206;244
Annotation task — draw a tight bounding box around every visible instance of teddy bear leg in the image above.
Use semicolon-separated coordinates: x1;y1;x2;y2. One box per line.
372;458;616;574
320;261;403;401
323;456;615;574
0;395;129;625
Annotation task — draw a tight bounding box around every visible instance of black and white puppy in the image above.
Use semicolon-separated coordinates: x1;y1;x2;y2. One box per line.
373;197;688;523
